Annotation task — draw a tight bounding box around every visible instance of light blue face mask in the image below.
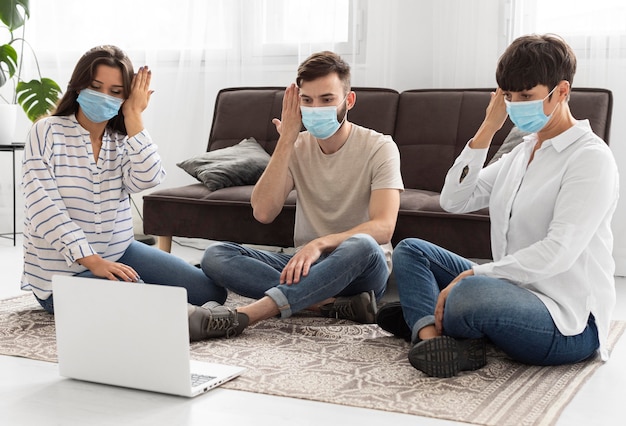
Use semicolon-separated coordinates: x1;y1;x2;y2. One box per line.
504;86;558;133
77;88;124;123
300;95;348;139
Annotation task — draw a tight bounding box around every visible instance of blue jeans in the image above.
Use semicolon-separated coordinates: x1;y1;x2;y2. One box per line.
201;234;389;318
36;240;228;314
392;238;599;366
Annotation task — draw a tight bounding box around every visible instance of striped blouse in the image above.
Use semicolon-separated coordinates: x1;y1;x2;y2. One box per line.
21;114;166;300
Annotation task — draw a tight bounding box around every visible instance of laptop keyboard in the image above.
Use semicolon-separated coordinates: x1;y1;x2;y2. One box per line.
191;373;217;387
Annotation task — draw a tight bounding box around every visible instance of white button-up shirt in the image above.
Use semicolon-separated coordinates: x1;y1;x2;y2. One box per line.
440;120;619;360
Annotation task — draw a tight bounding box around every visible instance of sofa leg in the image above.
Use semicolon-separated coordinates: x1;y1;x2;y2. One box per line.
158;236;172;253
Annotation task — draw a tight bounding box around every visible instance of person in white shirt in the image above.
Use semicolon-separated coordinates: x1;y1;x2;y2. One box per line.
22;45;227;314
376;34;619;377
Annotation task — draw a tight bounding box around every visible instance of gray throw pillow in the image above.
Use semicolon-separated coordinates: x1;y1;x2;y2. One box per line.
488;127;530;165
177;137;270;191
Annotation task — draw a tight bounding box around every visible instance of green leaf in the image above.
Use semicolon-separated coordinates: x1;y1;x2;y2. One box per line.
16;77;62;121
0;43;18;87
0;0;30;30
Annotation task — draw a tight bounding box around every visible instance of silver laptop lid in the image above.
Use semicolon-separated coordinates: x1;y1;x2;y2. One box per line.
53;276;195;396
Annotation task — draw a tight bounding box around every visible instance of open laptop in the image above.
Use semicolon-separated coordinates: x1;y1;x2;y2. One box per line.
52;275;245;397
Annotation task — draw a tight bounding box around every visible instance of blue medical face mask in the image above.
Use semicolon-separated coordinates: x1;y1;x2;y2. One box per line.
76;88;124;123
300;95;348;139
504;86;558;133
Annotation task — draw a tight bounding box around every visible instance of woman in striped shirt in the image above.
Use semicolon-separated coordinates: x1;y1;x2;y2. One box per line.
21;45;227;314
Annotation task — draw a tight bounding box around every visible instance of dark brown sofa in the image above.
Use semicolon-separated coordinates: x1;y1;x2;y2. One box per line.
143;87;612;259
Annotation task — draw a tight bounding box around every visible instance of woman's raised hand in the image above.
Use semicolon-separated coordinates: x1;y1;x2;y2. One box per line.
123;66;154;137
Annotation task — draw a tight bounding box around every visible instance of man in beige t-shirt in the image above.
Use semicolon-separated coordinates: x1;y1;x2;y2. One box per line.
189;51;404;341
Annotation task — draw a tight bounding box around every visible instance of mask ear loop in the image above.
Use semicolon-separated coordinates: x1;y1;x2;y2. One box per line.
337;93;350;125
545;85;559;101
543;85;562;119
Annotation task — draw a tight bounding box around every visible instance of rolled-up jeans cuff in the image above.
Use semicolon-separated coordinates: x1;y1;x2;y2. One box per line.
265;287;292;318
412;315;436;344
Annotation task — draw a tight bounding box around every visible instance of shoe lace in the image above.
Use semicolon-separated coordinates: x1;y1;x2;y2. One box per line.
209;309;240;338
333;301;355;320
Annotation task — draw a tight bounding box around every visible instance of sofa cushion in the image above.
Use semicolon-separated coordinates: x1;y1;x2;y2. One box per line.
177;137;270;191
487;126;529;165
399;189;489;215
399;189;443;212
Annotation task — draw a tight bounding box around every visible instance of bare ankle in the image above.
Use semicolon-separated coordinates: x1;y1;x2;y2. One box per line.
238;296;280;324
418;324;439;341
305;297;335;312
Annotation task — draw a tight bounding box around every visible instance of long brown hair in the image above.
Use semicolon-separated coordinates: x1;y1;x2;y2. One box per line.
53;45;135;135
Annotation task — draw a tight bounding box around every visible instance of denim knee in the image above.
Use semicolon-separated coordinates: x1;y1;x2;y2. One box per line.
393;238;419;258
392;238;438;275
342;233;387;271
202;241;239;269
346;233;379;251
445;276;488;313
443;276;505;338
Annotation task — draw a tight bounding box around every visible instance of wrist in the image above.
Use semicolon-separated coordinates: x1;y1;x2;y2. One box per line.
124;118;144;138
470;124;498;149
78;253;102;269
275;135;297;153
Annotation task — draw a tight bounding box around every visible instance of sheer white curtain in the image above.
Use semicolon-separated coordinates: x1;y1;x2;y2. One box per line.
358;0;505;90
1;0;362;240
17;0;361;189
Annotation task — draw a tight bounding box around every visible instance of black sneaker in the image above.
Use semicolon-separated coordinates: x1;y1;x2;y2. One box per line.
319;290;377;324
408;335;487;378
188;301;249;341
375;301;411;341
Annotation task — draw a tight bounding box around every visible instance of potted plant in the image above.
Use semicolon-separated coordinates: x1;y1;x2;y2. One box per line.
0;0;61;143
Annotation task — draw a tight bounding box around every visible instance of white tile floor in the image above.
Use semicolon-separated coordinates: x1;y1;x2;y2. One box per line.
1;234;626;425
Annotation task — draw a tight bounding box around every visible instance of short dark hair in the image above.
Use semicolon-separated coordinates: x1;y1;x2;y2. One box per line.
496;34;577;93
296;51;351;94
53;45;135;135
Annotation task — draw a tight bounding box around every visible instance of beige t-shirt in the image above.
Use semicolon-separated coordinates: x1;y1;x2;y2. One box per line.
288;124;404;266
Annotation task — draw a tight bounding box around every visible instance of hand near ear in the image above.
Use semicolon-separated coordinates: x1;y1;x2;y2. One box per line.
273;83;302;142
124;66;154;116
123;66;154;137
469;88;508;149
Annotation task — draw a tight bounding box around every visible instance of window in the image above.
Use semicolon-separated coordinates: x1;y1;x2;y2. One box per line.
26;0;364;63
244;0;364;60
27;0;236;53
507;0;626;53
534;0;626;36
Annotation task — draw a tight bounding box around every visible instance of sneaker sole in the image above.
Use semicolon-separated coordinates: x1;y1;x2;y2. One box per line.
408;336;486;378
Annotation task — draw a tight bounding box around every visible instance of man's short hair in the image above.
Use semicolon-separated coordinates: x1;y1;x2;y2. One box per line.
296;51;351;94
496;34;577;93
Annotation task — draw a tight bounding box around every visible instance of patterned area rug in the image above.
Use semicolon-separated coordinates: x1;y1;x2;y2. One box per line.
1;293;624;426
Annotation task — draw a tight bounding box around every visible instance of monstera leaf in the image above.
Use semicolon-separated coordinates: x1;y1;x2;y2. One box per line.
16;78;61;121
0;43;18;86
1;0;60;120
0;0;30;30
